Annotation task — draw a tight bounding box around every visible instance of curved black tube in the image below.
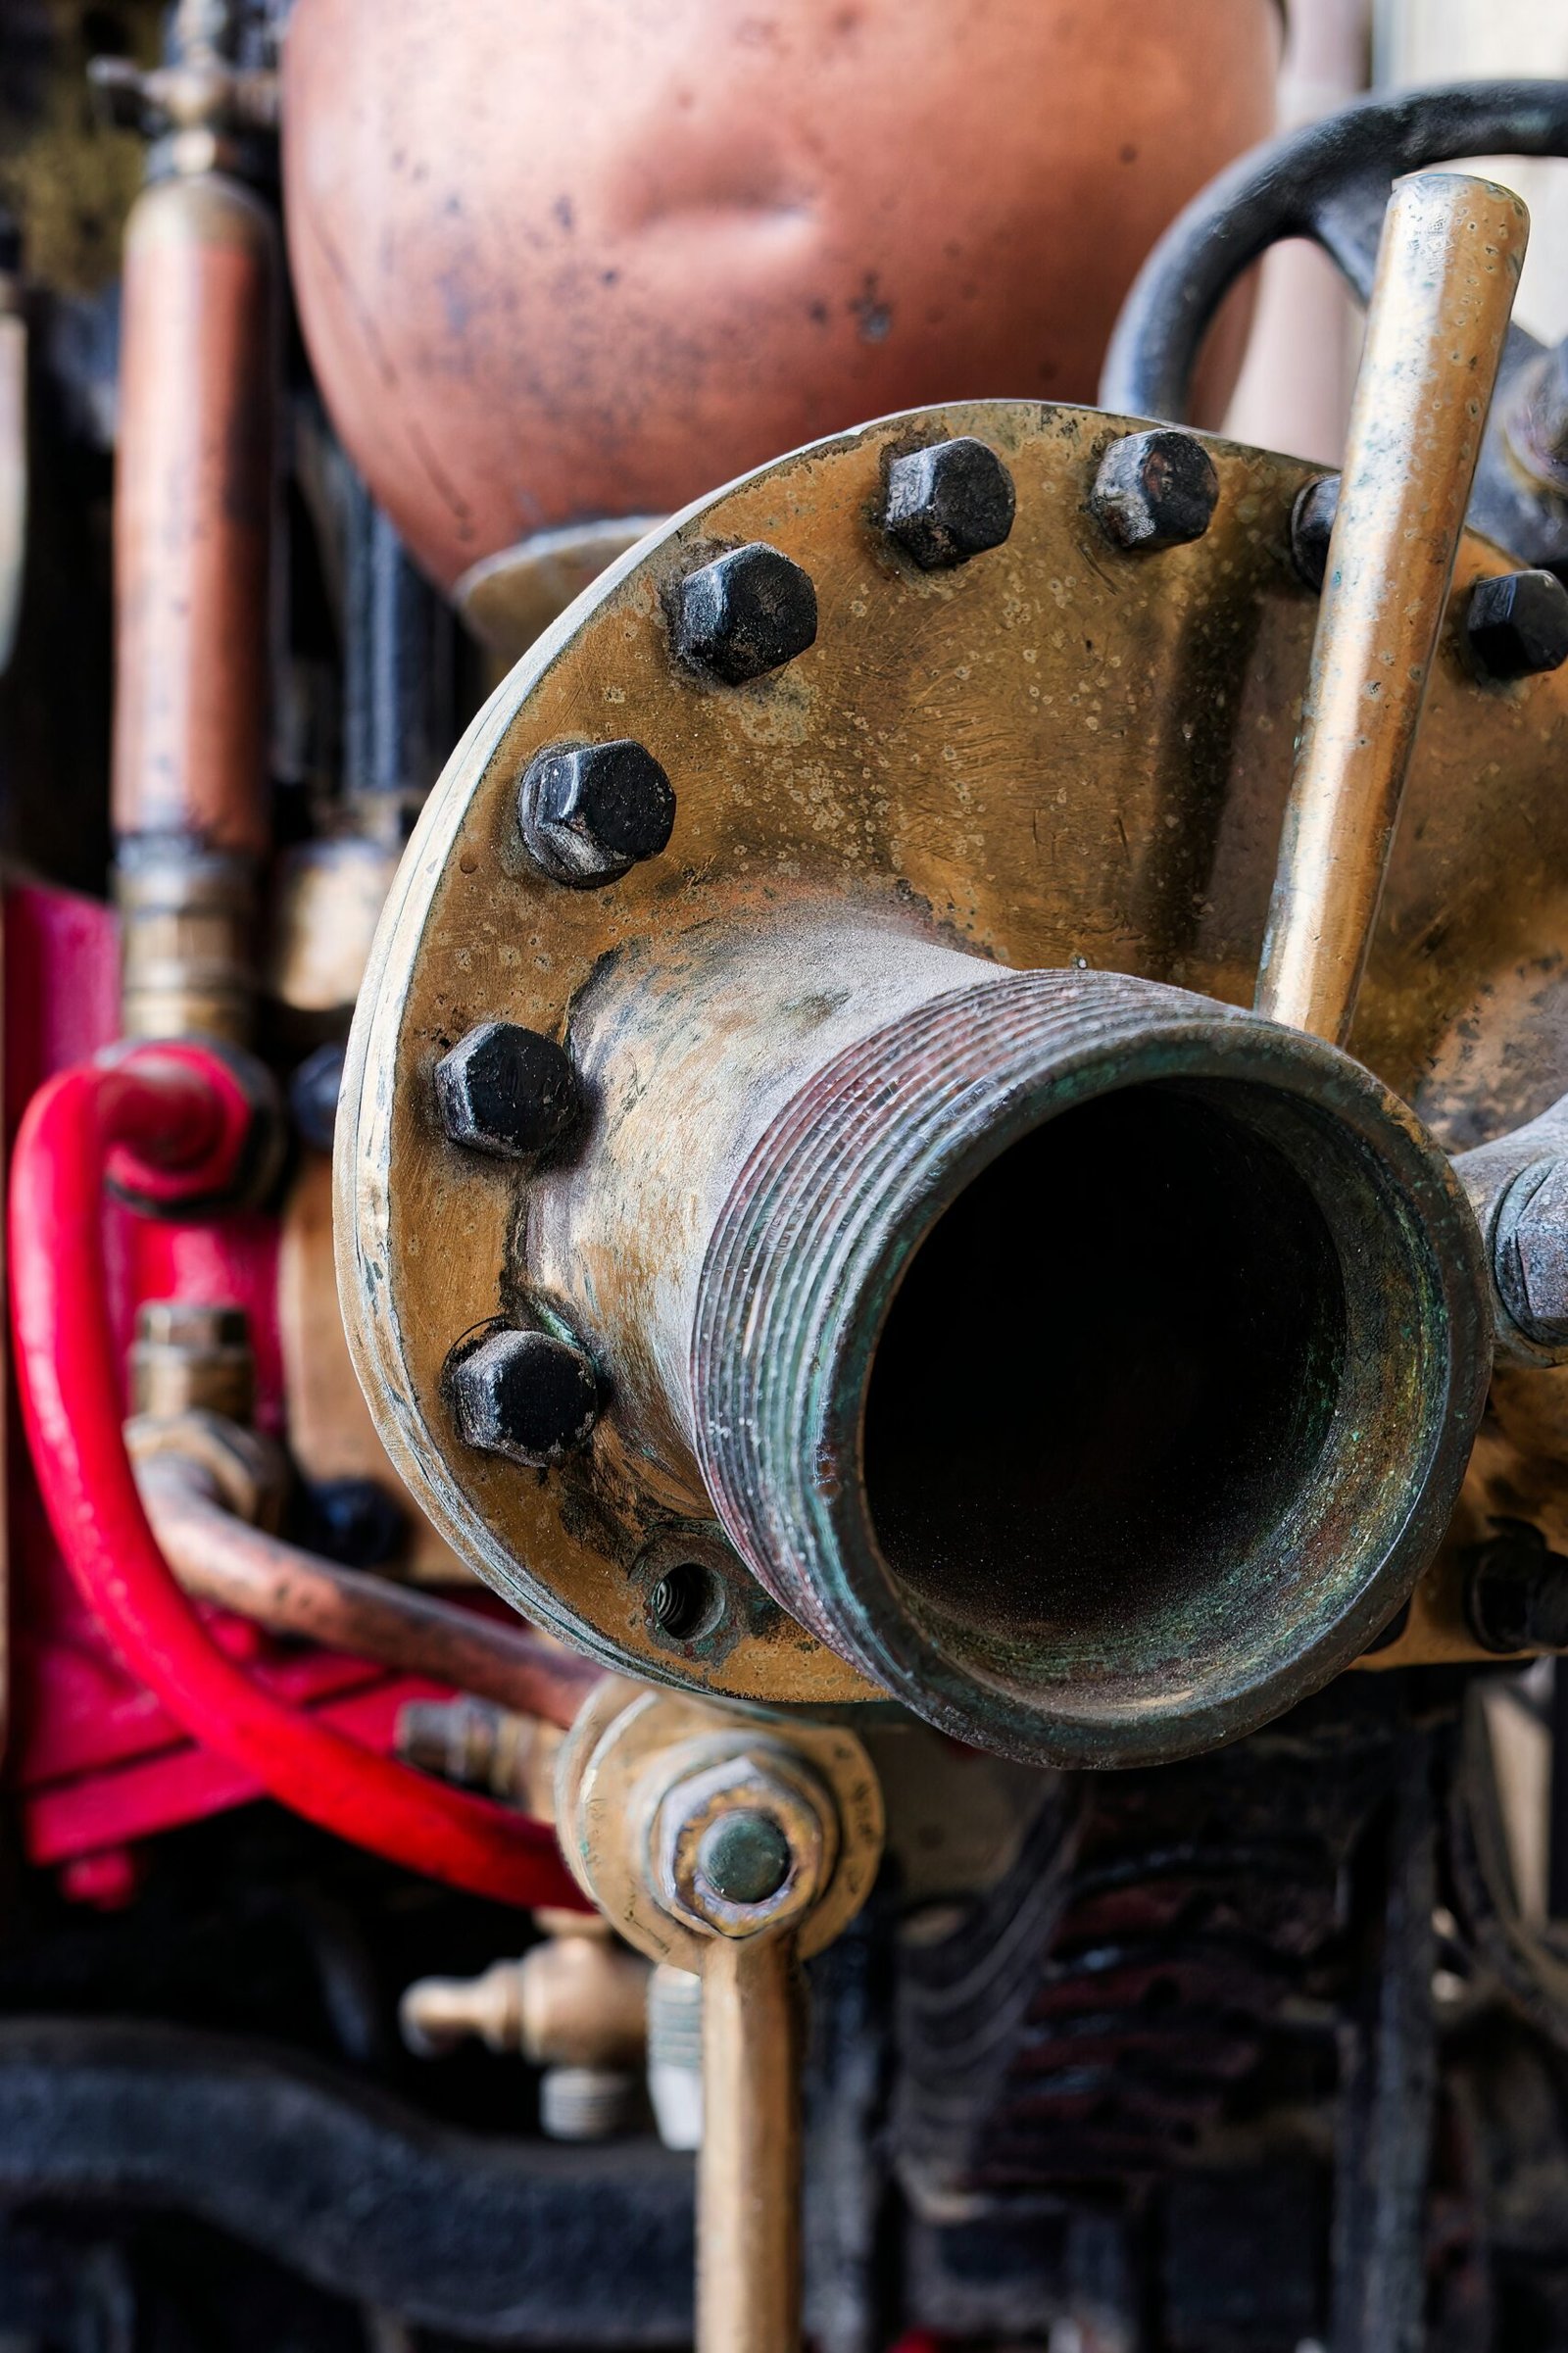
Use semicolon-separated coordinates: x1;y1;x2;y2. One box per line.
0;2019;693;2341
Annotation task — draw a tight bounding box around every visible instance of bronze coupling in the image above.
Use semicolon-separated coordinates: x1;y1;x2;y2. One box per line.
557;1681;883;2353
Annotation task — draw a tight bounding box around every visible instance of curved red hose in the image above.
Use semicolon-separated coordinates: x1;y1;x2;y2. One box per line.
9;1048;584;1912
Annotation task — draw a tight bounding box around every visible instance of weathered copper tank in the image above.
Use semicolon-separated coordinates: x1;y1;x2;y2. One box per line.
281;0;1279;594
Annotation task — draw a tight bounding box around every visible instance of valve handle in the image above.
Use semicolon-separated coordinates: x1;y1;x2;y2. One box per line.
1254;172;1527;1046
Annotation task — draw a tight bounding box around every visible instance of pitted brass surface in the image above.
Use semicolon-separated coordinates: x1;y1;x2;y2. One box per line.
339;399;1568;1698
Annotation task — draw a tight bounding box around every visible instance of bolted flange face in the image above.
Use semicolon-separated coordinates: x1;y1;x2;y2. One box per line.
672;542;818;682
883;435;1015;569
1466;567;1568;681
448;1328;600;1467
518;738;676;885
339;398;1568;1708
434;1020;583;1161
1091;425;1219;550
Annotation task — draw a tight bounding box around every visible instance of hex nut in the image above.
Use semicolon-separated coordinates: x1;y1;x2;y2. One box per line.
449;1328;601;1467
883;437;1016;569
673;544;818;684
1464;1522;1568;1653
649;1748;836;1940
1289;474;1340;592
517;740;676;886
434;1021;583;1161
1091;427;1219;551
1466;568;1568;682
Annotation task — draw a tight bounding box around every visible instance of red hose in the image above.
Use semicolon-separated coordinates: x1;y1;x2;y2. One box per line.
9;1045;584;1912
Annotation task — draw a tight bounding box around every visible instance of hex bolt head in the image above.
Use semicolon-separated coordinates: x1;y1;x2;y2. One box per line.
1091;427;1219;552
673;543;818;683
697;1809;794;1905
883;436;1016;570
1464;1522;1568;1653
517;740;676;886
1289;473;1340;592
1466;568;1568;682
449;1328;600;1466
434;1021;583;1161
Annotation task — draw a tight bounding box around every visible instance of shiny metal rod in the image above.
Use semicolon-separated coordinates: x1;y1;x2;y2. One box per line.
698;1932;803;2353
1255;172;1528;1044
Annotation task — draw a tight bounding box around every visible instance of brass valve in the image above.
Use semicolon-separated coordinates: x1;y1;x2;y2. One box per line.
556;1682;884;2353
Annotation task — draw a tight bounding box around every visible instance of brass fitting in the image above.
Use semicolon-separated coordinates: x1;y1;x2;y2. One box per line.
649;1748;837;1944
399;1934;649;2070
131;1299;255;1425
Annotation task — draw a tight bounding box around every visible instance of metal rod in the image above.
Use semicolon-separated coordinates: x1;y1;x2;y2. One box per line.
1254;172;1527;1044
698;1932;803;2353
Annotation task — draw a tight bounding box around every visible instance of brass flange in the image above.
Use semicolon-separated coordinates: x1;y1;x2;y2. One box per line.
339;398;1568;1705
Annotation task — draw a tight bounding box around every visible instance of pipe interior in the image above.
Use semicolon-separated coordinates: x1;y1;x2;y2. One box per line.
861;1082;1348;1662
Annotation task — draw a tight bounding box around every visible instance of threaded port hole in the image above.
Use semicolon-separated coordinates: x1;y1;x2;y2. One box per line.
648;1562;723;1642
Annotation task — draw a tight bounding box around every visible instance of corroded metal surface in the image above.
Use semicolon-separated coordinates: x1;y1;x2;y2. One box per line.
1256;174;1527;1045
339;399;1568;1708
280;0;1277;589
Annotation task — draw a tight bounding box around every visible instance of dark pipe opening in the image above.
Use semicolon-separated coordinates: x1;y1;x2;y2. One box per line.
862;1082;1347;1661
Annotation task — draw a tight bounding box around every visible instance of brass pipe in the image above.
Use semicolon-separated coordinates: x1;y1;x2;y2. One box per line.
136;1453;601;1730
699;1932;803;2353
112;169;276;1041
1254;172;1527;1045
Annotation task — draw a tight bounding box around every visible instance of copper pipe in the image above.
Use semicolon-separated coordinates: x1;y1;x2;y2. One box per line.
1254;172;1527;1045
113;169;275;1041
698;1933;803;2353
137;1454;601;1730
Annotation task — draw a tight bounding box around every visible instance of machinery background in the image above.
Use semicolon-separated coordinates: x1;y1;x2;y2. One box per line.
7;3;1568;2350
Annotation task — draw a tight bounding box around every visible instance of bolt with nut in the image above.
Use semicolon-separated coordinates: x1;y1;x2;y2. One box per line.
517;738;676;886
883;435;1015;569
648;1746;837;1942
673;543;818;684
1466;568;1568;682
1091;426;1219;551
449;1327;601;1467
434;1020;584;1161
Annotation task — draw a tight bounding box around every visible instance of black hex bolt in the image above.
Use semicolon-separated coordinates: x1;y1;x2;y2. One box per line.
1289;473;1340;592
1091;428;1219;552
289;1040;347;1153
517;739;676;886
434;1021;583;1162
1466;568;1568;682
1465;1522;1568;1653
883;436;1016;570
449;1328;600;1466
673;543;818;684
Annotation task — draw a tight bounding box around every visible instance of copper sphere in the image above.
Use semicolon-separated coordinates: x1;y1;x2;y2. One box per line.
282;0;1279;590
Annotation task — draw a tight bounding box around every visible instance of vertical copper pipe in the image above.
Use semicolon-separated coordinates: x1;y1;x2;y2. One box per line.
113;171;275;1040
1254;172;1527;1045
699;1933;803;2353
